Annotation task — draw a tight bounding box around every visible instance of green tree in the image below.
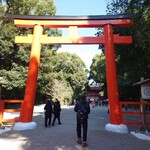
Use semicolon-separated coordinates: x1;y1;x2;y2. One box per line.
48;79;73;105
89;53;107;96
108;0;150;99
90;0;150;100
0;0;60;100
0;0;90;104
55;52;87;103
37;51;87;105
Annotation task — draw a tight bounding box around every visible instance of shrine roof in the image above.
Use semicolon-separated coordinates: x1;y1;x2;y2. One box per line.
133;78;150;86
88;86;103;91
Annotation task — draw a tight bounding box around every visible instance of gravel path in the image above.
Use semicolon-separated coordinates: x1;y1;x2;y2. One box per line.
0;105;150;150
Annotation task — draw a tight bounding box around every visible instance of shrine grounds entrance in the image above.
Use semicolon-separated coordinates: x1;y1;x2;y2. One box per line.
1;14;134;132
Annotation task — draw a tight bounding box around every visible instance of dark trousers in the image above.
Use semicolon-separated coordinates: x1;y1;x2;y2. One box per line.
52;113;61;125
45;113;52;127
76;118;88;142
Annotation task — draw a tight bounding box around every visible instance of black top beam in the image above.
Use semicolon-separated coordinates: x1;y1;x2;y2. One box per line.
7;14;133;21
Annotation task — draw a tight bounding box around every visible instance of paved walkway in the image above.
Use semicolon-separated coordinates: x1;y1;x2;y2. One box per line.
0;105;150;150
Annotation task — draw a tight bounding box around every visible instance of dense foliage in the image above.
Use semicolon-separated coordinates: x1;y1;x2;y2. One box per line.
0;0;87;104
37;51;87;104
89;0;150;100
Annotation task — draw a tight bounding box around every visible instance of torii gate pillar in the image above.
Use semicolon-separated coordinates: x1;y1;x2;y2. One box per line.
20;25;43;122
104;24;121;124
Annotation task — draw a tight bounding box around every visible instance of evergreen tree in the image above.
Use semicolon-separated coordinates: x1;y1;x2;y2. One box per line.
89;0;150;100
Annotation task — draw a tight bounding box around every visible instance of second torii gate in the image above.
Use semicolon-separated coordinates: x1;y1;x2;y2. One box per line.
7;14;132;129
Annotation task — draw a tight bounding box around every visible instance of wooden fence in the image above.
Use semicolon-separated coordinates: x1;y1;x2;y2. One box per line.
120;101;150;125
0;100;23;124
1;99;150;126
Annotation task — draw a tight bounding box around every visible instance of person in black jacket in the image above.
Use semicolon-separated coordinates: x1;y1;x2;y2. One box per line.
44;99;53;127
52;98;62;126
74;95;90;148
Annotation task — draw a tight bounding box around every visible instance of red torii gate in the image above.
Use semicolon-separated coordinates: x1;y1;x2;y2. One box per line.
7;14;132;126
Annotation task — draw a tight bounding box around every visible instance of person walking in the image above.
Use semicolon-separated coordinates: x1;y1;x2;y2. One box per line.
44;99;53;127
74;95;90;148
52;98;62;126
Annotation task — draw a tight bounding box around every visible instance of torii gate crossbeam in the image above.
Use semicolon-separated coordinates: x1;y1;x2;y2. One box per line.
7;14;133;126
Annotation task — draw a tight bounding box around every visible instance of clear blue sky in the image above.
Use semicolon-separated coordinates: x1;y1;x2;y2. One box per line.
54;0;107;15
53;0;107;69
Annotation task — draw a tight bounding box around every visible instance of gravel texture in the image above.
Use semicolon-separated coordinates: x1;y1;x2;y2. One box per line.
0;105;150;150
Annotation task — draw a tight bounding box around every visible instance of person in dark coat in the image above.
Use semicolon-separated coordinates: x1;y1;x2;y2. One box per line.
52;98;62;126
74;95;90;148
44;99;53;127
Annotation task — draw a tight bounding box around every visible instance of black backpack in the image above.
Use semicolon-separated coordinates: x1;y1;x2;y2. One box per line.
77;104;88;123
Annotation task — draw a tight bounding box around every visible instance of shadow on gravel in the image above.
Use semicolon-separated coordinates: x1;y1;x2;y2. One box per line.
0;106;150;150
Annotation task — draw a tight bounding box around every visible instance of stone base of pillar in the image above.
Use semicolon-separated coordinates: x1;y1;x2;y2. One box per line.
14;122;37;131
105;123;128;133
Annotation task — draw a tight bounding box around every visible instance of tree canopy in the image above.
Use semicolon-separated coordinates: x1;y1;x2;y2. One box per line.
89;0;150;100
0;0;87;104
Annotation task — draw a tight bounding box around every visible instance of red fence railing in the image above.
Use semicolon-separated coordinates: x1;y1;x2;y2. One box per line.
0;100;23;124
120;101;150;125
